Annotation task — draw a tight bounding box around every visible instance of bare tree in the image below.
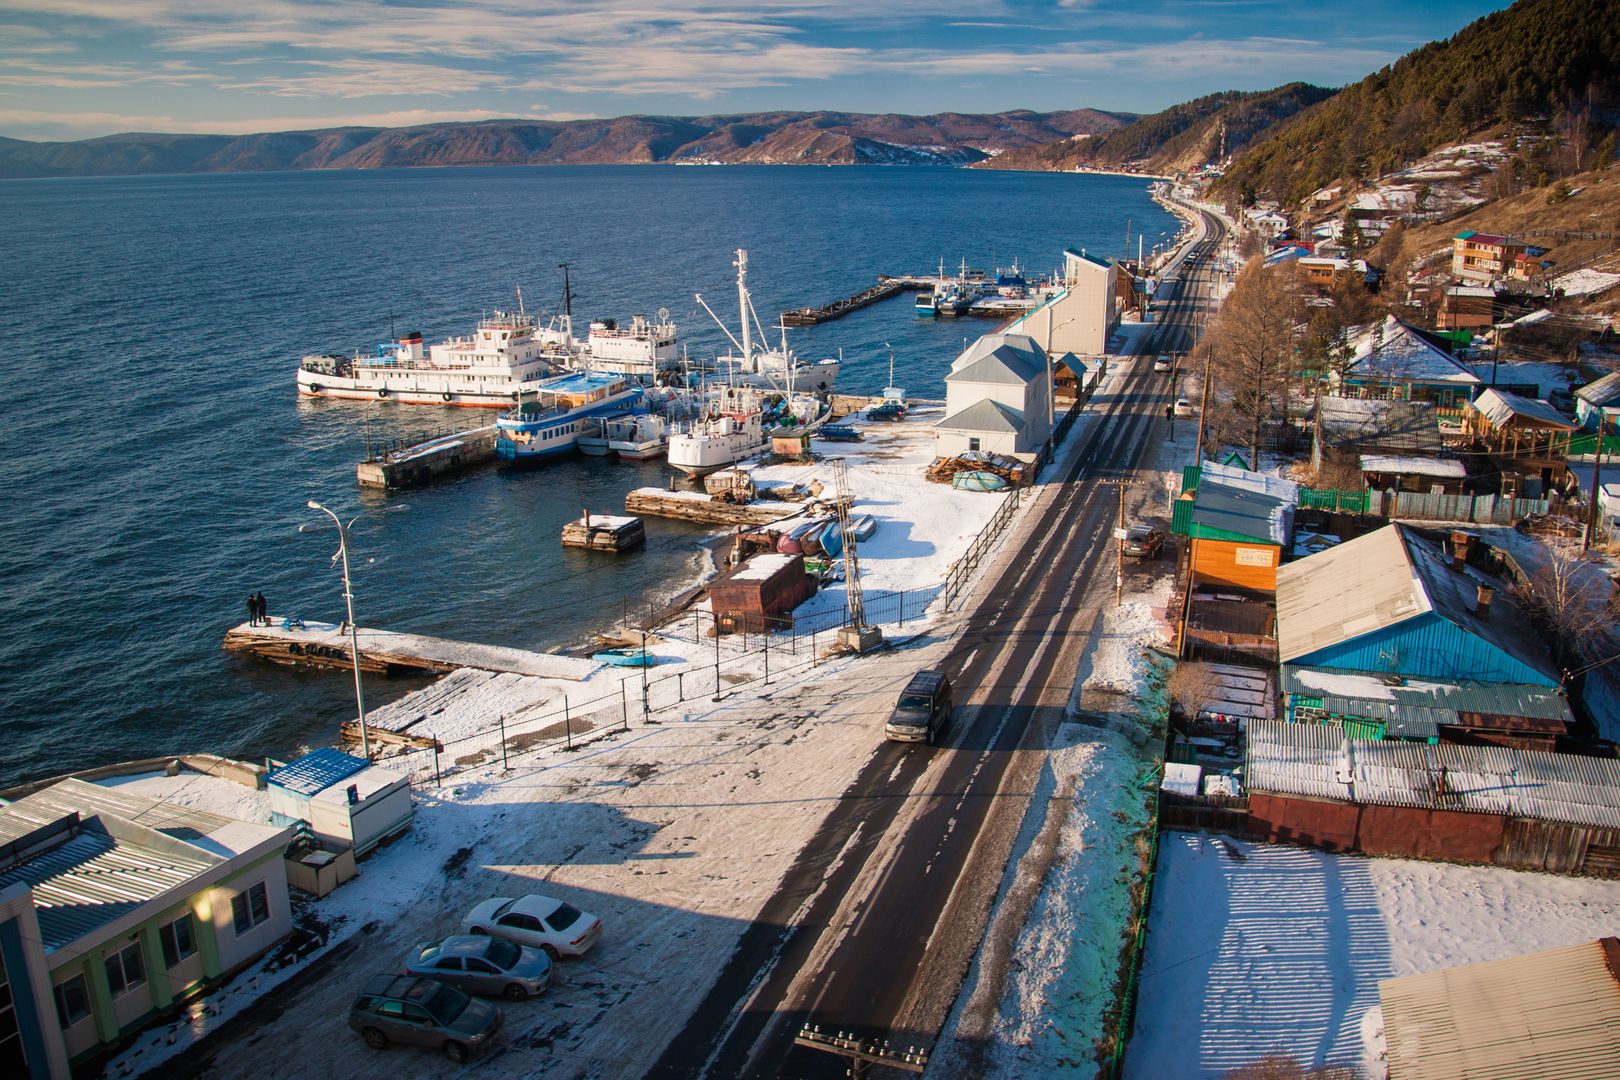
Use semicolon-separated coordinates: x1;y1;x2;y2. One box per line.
1168;661;1222;726
1205;257;1305;468
1510;539;1616;669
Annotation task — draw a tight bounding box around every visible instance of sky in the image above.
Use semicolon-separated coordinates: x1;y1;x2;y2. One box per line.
0;0;1515;142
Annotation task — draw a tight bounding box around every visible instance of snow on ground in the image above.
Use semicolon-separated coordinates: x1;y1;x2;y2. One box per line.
1124;835;1620;1079
98;770;272;822
233;619;598;680
1554;267;1620;297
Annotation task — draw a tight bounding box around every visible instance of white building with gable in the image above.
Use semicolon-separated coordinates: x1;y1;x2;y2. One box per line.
934;332;1054;461
1010;248;1119;358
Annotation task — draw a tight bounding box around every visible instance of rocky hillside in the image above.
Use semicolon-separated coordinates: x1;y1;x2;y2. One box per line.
980;84;1333;175
0;109;1131;178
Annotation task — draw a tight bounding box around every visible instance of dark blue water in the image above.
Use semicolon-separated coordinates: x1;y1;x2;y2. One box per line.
0;165;1174;785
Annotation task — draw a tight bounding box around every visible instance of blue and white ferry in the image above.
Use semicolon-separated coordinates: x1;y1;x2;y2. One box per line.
495;372;642;464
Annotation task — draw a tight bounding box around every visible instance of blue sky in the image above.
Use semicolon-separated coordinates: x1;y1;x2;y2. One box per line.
0;0;1513;142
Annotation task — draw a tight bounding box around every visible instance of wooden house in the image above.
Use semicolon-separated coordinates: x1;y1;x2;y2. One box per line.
1175;461;1298;592
1336;316;1481;407
1463;388;1577;498
708;552;816;634
1436;284;1496;332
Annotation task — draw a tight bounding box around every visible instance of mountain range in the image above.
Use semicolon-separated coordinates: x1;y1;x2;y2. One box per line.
0;109;1131;179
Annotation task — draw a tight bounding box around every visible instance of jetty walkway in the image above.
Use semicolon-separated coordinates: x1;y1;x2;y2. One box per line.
222;618;596;680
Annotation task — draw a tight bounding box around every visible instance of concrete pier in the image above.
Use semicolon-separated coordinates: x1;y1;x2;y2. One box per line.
223;618;597;680
625;488;803;527
562;512;646;552
357;424;500;491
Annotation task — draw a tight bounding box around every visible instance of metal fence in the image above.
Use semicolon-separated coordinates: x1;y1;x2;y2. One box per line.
938;487;1025;611
1377;489;1550;524
374;585;939;784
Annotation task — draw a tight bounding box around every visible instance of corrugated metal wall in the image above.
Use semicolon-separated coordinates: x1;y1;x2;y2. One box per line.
1291;611;1558;687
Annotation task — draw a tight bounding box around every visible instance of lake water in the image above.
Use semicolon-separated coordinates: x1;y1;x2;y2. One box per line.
0;164;1175;785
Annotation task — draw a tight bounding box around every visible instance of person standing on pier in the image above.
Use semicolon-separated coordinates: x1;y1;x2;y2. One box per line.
254;592;268;626
246;593;259;627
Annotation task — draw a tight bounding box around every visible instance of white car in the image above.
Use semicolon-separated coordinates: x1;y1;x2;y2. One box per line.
1172;398;1195;418
461;895;603;959
1153;355;1173;372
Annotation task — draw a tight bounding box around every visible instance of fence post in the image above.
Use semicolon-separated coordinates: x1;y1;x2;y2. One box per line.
713;614;721;695
563;697;573;751
432;740;441;788
677;671;684;702
899;588;905;628
620;681;628;730
764;625;770;686
499;714;508;771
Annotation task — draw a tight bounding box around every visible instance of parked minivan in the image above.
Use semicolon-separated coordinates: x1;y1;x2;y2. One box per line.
885;670;953;744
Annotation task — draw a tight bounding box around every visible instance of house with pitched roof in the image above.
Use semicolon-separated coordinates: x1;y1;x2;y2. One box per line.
1452;231;1529;284
1274;523;1573;747
1336;316;1482;407
934;332;1053;461
1008;247;1118;357
1575;370;1620;432
1173;461;1299;593
0;779;293;1073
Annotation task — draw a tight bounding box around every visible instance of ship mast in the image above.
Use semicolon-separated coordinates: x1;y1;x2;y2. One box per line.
734;249;752;365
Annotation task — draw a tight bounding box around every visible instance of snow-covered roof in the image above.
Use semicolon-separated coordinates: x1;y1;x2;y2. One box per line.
1314;397;1443;453
936;398;1026;434
1281;665;1572;739
1358;454;1467;478
1245;719;1620;829
1275;523;1557;682
1576;371;1620;407
1470;388;1576;430
1444;285;1496;298
728;552;801;581
1344;316;1481;386
1192;462;1298;545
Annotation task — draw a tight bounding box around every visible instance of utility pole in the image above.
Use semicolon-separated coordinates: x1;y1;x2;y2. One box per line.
1194;347;1214;466
1099;479;1131;608
1587;420;1608;551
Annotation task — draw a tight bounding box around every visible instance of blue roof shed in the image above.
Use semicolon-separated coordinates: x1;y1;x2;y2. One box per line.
267;747;369;797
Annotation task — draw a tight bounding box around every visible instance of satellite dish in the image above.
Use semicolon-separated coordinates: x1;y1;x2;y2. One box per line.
658;307;671;322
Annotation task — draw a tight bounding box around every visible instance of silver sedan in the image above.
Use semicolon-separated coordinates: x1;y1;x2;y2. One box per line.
405;934;553;1000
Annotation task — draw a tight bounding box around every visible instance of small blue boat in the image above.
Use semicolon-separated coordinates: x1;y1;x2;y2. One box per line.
817;520;844;559
850;514;878;541
952;470;1008;492
592;647;655;667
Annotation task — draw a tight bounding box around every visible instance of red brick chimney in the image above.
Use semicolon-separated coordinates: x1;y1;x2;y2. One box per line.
1476;584;1493;621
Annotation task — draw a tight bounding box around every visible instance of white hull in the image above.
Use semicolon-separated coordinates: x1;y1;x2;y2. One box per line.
297;372;531;407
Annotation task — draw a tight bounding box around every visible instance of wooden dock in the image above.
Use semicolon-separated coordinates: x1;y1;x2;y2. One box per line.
223;618;597;680
561;512;646;552
625;488;803;526
779;279;914;326
357;424;500;491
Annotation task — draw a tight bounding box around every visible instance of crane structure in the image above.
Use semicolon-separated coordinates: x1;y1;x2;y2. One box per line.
831;457;883;653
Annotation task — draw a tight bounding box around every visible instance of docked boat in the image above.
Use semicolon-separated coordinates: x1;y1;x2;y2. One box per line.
584;311;679;381
695;250;840;393
575;417;612;456
668;389;770;478
850;514;878;541
495;373;642;464
606;413;668;460
915;290;940;317
298;303;570;406
934;282;971;317
776;518;830;555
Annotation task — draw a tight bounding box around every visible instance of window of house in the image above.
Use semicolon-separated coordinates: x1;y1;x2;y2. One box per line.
231;881;271;935
53;974;90;1028
968;437;981;452
160;915;197;968
104;942;146;997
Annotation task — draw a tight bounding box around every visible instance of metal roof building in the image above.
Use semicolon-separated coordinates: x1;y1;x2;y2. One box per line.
266;746;370;797
1280;665;1574;741
1377;937;1620;1079
1245;719;1620;830
1275;523;1559;687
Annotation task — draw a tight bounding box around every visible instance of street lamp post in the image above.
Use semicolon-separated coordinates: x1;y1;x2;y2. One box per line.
307;500;369;759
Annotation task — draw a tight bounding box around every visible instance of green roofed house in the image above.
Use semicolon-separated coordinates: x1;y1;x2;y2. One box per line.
1275;523;1573;747
0;778;293;1075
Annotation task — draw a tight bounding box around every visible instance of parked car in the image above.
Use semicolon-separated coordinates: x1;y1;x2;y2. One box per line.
1548;387;1576;414
406;934;552;1000
349;974;502;1063
1172;398;1195;418
1153;355;1173;372
866;402;906;422
884;669;953;745
1122;525;1165;559
462;895;603;958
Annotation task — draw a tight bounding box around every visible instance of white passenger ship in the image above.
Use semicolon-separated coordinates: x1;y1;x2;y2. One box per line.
584;311;679;381
297;308;568;406
495;373;643;464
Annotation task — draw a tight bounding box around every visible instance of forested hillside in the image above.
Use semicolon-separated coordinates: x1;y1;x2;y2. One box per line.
983;84;1332;175
1219;0;1620;205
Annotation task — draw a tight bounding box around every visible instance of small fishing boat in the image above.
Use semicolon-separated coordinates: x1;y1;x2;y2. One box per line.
575;417;612;456
592;646;655;667
952;470;1009;492
850;514;878;541
815;520;844;559
776;518;827;555
607;413;668;460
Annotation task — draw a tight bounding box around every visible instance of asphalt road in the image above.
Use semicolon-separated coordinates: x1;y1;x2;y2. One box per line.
654;204;1227;1079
